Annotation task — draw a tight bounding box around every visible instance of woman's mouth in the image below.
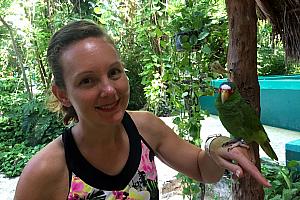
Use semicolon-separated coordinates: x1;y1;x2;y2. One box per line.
95;100;120;112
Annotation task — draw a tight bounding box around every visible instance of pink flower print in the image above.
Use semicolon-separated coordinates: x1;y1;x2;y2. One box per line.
138;142;157;180
112;191;125;199
68;176;90;200
71;178;84;192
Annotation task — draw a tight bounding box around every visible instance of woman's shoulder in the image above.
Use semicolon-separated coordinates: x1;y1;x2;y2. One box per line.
29;136;66;172
14;136;69;199
127;110;170;151
127;110;161;131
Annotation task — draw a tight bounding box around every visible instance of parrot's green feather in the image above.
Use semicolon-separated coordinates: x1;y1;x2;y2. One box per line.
215;82;278;160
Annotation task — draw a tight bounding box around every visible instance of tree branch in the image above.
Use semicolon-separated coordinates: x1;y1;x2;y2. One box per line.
0;15;32;100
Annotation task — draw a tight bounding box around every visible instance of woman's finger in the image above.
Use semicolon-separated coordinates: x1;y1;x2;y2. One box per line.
215;148;271;187
216;156;244;178
233;154;271;187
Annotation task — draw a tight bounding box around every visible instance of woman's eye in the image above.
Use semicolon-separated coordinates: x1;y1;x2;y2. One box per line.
79;78;95;86
109;68;122;80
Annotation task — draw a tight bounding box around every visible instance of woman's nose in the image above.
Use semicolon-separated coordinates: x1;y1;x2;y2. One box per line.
99;82;116;98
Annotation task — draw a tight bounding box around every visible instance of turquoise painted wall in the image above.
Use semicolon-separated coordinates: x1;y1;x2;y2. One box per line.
286;139;300;167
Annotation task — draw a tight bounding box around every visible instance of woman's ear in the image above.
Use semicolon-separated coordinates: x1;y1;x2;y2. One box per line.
51;84;71;107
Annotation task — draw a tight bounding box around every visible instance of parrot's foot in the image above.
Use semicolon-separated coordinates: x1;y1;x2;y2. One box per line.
222;138;249;152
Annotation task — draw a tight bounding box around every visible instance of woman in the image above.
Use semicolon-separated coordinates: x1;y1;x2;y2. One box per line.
14;20;270;200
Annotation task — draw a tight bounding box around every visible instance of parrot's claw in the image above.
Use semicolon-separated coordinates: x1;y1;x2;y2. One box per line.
221;138;240;147
222;138;249;152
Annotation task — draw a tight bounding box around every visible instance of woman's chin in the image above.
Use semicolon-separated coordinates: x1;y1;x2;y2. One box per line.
96;108;125;124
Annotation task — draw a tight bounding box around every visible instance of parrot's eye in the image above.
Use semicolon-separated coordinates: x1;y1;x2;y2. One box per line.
218;88;234;94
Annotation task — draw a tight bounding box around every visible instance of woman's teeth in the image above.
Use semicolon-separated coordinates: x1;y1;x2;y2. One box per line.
95;101;118;110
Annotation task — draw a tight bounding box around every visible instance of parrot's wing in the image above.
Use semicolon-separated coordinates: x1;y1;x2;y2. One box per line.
239;100;264;129
238;99;270;142
239;100;278;160
217;93;267;141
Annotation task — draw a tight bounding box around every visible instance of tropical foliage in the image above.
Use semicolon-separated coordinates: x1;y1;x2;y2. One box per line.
262;159;300;200
0;0;298;198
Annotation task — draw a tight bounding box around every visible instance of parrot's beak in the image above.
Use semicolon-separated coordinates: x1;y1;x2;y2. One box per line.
221;90;230;103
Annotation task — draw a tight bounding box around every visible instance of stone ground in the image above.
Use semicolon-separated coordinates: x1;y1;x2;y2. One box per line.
1;115;300;199
0;174;19;200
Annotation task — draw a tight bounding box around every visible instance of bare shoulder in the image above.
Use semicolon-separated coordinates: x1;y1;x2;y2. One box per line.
14;136;69;199
127;111;165;133
23;136;67;175
128;110;158;125
127;111;175;151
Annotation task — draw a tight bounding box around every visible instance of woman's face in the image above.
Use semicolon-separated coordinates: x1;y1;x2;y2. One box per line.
57;37;129;125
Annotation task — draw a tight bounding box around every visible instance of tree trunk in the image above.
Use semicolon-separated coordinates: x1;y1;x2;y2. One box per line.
0;15;33;100
225;0;264;199
34;40;48;89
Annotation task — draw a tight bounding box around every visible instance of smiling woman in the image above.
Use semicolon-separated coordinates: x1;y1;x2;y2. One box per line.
14;20;271;200
54;36;129;125
47;21;121;125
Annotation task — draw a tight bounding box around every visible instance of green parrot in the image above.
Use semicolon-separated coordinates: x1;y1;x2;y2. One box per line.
215;81;278;161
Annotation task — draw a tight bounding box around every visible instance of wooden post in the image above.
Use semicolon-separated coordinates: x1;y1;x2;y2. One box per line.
225;0;264;199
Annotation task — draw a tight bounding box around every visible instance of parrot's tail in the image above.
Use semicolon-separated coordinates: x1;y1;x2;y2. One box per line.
261;141;278;161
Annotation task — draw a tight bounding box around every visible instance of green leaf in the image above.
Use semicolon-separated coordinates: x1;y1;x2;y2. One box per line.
280;170;292;189
189;34;198;45
181;35;189;43
182;92;189;97
198;30;209;40
287;160;299;168
99;18;106;24
160;40;167;48
189;124;199;138
269;195;283;200
94;7;101;15
155;28;163;38
201;44;211;54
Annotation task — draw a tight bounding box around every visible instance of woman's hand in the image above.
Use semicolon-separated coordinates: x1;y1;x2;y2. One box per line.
207;135;272;188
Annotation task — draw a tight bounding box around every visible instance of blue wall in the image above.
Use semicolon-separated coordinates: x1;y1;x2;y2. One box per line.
286;139;300;167
199;75;300;132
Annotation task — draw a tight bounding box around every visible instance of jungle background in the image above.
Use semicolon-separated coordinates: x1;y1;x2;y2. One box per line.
0;0;300;199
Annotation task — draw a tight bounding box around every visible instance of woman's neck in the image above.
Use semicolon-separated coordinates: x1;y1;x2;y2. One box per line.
72;120;124;148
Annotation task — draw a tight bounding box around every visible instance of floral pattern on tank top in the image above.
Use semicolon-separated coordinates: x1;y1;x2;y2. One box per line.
67;141;158;200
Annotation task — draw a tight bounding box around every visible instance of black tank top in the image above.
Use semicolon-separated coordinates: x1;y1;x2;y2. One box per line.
62;111;159;199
